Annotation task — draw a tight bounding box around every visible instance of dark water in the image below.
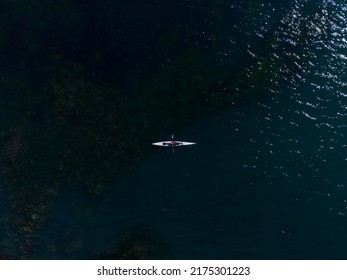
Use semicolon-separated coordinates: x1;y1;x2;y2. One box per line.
1;0;347;259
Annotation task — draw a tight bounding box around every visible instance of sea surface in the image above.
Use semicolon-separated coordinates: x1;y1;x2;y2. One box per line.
1;0;347;259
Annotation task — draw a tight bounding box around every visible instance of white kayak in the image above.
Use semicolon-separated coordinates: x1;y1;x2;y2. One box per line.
152;140;196;147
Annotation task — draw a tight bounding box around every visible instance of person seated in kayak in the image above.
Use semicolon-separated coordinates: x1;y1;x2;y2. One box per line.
162;141;182;147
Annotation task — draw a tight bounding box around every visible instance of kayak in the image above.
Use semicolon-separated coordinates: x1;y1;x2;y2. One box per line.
152;141;196;147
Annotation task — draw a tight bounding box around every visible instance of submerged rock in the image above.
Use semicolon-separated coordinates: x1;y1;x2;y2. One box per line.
92;229;171;260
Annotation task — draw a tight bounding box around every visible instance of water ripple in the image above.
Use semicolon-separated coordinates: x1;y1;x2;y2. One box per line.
232;0;347;195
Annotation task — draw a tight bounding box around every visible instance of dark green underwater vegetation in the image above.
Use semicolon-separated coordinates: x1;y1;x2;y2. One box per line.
0;0;289;258
92;229;170;260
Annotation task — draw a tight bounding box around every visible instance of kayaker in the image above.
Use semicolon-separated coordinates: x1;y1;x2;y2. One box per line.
162;141;181;147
